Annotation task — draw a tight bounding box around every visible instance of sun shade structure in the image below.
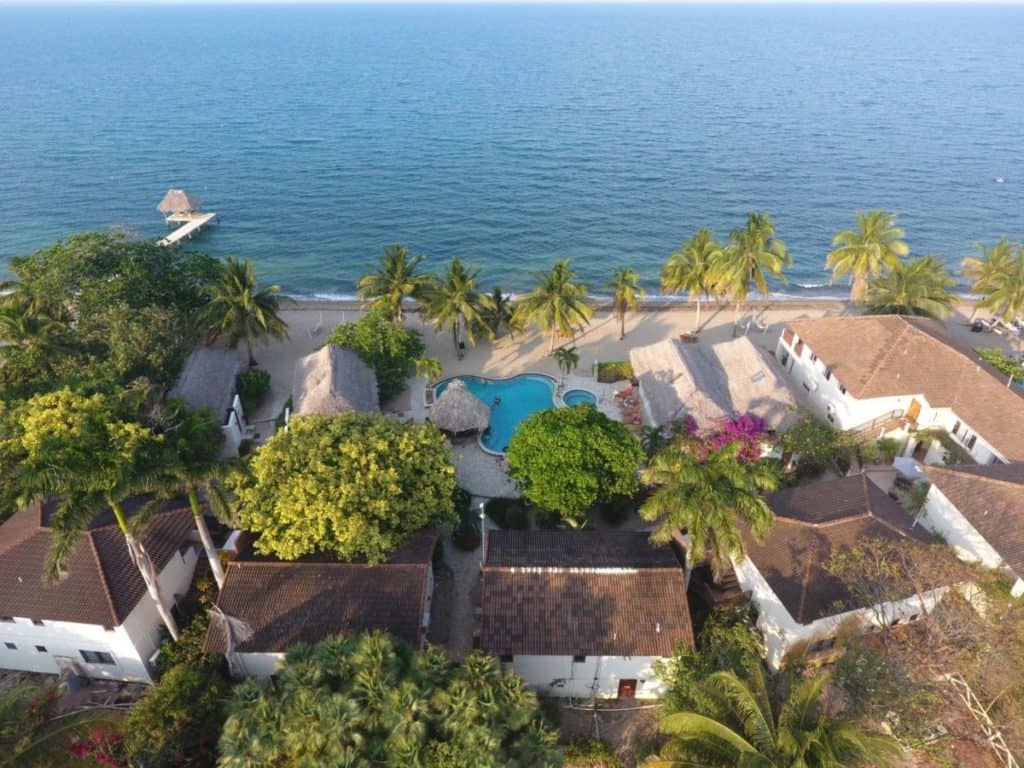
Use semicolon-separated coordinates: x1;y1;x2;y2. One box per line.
156;188;202;215
292;345;380;417
170;346;240;421
431;379;490;436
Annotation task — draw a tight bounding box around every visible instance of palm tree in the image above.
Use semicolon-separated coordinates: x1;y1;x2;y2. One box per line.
965;239;1024;322
827;210;909;303
357;244;435;323
607;267;645;339
640;442;778;577
198;256;288;367
414;356;443;385
514;259;593;354
652;663;899;768
866;254;957;320
714;213;791;318
662;229;724;331
424;258;487;357
480;286;517;339
554;346;579;386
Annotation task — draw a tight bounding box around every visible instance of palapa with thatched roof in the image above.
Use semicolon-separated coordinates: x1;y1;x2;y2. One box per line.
629;336;801;432
170;346;241;423
292;345;379;417
431;379;490;436
157;188;202;216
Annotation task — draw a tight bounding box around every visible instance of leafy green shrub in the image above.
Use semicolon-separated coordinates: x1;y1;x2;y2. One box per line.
236;367;271;413
565;738;624;768
875;437;903;463
327;309;427;404
597;360;634;383
485;497;530;529
452;503;481;551
975;347;1024;379
780;412;858;475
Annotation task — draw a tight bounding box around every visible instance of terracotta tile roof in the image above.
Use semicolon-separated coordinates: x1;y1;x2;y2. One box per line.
481;531;694;657
785;315;1024;460
0;500;194;626
740;475;934;624
203;531;436;654
924;463;1024;578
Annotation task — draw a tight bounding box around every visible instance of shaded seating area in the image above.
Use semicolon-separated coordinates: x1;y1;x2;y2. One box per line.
292;345;379;418
430;379;490;438
613;382;643;424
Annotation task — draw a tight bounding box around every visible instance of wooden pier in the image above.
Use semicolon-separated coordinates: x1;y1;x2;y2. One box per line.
158;211;217;247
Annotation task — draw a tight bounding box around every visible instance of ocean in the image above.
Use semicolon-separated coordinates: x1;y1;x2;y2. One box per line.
1;3;1022;299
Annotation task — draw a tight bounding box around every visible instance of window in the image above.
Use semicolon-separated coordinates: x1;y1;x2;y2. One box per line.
952;420;961;435
966;435;977;449
794;341;804;357
499;654;513;664
572;655;586;663
4;642;16;650
0;617;13;623
779;351;789;368
31;619;44;627
782;328;795;345
808;638;836;654
80;650;115;665
35;645;47;653
810;352;818;363
824;369;832;380
838;384;847;395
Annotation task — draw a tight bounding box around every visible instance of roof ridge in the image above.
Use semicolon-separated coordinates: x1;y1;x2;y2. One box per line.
87;529;121;626
931;466;1024;494
228;560;429;569
857;317;915;396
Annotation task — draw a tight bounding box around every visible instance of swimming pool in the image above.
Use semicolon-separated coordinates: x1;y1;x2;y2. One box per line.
562;388;597;406
434;374;556;454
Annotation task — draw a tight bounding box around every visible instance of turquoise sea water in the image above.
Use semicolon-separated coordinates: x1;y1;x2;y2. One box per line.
435;374;556;453
1;4;1022;297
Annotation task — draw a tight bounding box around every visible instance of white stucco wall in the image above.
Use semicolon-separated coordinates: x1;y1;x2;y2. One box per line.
732;554;948;671
506;655;666;699
0;546;198;683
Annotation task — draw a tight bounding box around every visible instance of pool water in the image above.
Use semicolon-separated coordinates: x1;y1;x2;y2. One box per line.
435;374;556;453
562;389;597;406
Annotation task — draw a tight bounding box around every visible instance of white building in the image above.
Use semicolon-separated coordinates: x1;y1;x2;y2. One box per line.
480;531;694;700
204;531;436;677
918;463;1024;598
0;499;199;683
170;345;247;457
776;315;1024;464
728;475;948;670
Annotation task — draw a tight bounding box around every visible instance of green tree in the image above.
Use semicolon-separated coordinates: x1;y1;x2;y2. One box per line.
506;405;642;525
198;256;288;367
514;259;593;354
232;413;456;563
217;633;561;767
714;213;791;317
606;267;645;339
866;254;957;319
662;228;724;331
414;356;443;384
327;309;428;404
423;257;487;356
640;442;777;576
827;210;909;304
357;244;436;323
554;345;580;386
480;286;517;339
778;413;859;476
962;238;1018;319
968;240;1024;324
12;389;181;639
652;661;899;768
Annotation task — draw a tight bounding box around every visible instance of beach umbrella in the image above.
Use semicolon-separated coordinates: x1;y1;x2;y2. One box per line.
431;379;490;435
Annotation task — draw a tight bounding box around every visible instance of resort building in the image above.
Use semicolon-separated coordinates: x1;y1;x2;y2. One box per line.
170;345;247;457
204;530;436;677
0;499;199;683
776;315;1024;464
629;335;802;434
480;531;694;700
291;344;379;418
726;475;946;670
918;463;1024;598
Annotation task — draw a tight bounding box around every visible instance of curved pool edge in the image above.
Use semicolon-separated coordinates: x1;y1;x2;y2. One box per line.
559;387;598;407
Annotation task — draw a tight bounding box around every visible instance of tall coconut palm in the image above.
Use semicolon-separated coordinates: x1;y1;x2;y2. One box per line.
662;228;724;331
480;286;517;339
866;254;957;320
606;267;645;339
966;239;1024;322
640;441;777;577
424;258;487;357
652;663;899;768
827;210;909;303
715;213;791;318
357;244;435;323
198;256;288;367
514;259;593;354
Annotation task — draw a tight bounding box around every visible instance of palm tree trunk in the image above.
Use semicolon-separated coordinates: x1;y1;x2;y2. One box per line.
549;329;556;355
619;310;625;340
110;501;180;641
695;297;702;332
851;274;868;305
246;337;256;368
453;319;460;357
188;490;225;590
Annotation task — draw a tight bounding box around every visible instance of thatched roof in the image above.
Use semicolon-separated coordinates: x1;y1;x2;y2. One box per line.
170;346;241;421
157;188;202;214
629;336;800;431
293;345;379;417
432;379;490;434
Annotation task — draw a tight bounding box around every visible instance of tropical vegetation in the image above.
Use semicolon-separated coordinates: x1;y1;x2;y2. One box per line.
713;213;791;315
964;238;1024;323
480;286;518;339
607;266;645;339
231;413;456;563
357;244;435;322
662;228;724;331
514;258;593;353
423;257;488;355
506;405;642;526
866;254;957;319
827;210;909;303
217;632;562;767
554;345;580;385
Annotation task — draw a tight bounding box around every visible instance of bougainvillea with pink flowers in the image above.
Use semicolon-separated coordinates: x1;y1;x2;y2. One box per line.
707;413;770;463
69;727;127;767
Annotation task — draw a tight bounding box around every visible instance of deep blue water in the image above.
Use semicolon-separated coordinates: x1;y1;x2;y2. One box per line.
1;4;1022;298
435;374;555;452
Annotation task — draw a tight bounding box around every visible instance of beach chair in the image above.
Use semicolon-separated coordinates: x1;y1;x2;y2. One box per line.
309;311;324;338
